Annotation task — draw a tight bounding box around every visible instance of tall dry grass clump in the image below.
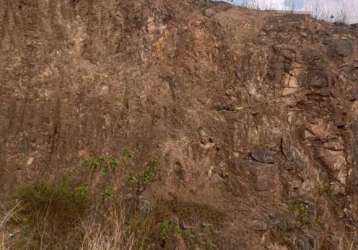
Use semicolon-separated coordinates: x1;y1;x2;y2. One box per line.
80;206;135;250
1;203;136;250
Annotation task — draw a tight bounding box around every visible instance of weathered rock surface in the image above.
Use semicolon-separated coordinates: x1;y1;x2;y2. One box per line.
0;0;358;249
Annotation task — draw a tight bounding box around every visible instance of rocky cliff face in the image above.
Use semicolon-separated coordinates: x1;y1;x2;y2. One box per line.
0;0;358;249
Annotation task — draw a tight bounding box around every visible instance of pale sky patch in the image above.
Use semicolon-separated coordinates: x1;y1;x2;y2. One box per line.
223;0;358;23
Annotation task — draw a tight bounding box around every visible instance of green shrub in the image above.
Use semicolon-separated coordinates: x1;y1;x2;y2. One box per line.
13;179;90;249
16;179;89;221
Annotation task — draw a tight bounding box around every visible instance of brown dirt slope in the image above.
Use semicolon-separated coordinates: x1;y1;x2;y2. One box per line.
0;0;358;249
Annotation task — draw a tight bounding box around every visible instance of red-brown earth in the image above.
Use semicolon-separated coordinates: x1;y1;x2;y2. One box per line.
0;0;358;249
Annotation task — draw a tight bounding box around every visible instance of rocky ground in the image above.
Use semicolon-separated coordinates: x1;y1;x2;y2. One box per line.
0;0;358;249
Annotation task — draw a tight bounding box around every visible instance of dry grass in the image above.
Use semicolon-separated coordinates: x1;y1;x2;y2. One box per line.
1;200;136;250
0;224;6;250
0;202;21;250
80;207;135;250
0;233;5;250
1;221;6;250
0;202;21;231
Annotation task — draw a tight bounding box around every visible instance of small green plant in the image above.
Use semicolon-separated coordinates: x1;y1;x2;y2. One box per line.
81;155;119;175
288;200;311;225
158;220;199;246
318;182;333;197
127;160;157;189
101;187;114;201
159;220;180;241
75;184;90;198
122;148;133;160
320;57;329;66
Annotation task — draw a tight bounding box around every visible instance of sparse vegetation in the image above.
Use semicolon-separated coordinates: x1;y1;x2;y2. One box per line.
0;239;3;250
12;179;90;249
288;200;311;226
121;148;133;161
101;187;115;201
8;177;139;250
118;198;227;250
16;179;89;218
81;155;119;175
2;163;243;250
80;206;135;250
0;216;7;250
320;56;329;66
0;154;163;249
0;202;21;231
318;182;333;197
159;220;180;240
0;233;6;250
1;202;22;250
127;160;157;190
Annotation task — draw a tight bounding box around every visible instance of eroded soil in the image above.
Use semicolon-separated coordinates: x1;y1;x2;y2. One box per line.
0;0;358;249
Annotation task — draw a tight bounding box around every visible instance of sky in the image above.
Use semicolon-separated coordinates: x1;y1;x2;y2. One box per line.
226;0;358;23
